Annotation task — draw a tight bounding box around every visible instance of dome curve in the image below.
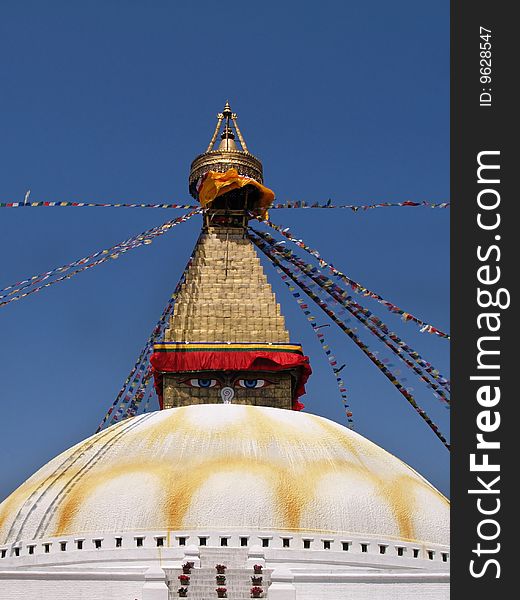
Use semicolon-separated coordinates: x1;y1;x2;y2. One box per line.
0;404;449;546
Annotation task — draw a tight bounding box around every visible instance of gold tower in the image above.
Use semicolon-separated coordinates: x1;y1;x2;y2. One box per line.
151;103;310;411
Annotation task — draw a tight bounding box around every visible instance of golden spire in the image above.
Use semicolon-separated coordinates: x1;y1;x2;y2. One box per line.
189;102;263;200
153;104;308;412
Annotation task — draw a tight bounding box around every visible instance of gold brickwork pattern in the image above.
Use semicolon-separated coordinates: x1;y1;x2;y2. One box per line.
165;227;289;343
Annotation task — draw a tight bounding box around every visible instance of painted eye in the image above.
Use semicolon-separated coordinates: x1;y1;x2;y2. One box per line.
187;379;218;388
237;379;268;389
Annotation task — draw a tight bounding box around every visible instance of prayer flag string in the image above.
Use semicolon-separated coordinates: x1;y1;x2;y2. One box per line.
252;228;451;399
0;200;450;211
0;210;200;308
249;230;450;450
320;290;451;403
0;201;200;209
259;217;450;339
95;237;200;432
272;200;450;210
126;379;155;419
110;365;155;425
274;266;354;427
1;210;199;298
141;390;153;414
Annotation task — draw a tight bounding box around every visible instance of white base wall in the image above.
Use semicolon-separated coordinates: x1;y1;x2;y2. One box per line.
0;540;450;600
0;568;450;600
294;582;449;600
0;578;450;600
0;570;144;600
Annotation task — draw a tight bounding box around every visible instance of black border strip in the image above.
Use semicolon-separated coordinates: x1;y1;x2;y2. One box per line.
452;1;514;596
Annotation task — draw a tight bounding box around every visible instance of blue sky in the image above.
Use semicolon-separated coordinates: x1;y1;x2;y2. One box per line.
0;0;449;499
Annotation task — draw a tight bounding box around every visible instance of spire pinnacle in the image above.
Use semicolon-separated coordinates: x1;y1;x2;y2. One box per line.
208;101;247;153
222;100;233;118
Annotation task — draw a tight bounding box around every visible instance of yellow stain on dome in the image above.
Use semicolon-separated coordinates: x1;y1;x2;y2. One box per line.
376;476;417;541
273;461;335;531
319;420;450;540
128;405;331;454
0;425;111;543
129;407;187;449
313;419;425;540
312;459;419;540
0;479;42;537
316;418;383;464
52;451;424;539
13;405;445;543
54;455;315;535
55;460;167;536
163;456;287;530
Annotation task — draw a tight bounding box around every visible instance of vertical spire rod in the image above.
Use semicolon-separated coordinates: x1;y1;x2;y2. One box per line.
204;103;249;152
231;117;248;152
223;102;232;151
206;116;224;152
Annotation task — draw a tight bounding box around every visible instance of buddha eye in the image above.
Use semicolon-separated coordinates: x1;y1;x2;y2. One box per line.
237;379;269;389
183;378;218;388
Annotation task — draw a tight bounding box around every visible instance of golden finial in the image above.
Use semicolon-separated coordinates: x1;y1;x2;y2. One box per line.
222;101;233;118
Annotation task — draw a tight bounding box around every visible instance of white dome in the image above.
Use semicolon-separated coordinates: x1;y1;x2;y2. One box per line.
0;404;449;546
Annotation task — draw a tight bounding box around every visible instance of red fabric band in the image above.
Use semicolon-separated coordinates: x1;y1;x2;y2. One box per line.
150;349;311;411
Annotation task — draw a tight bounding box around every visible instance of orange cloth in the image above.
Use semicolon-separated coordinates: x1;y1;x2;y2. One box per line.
198;168;275;219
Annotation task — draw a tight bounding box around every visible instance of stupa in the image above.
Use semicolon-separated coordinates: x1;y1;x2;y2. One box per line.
0;103;449;600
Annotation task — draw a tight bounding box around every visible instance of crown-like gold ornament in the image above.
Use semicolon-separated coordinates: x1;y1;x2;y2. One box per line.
188;101;264;199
